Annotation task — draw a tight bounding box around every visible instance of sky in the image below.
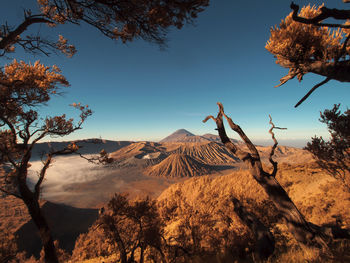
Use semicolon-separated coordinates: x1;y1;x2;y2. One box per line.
2;0;350;148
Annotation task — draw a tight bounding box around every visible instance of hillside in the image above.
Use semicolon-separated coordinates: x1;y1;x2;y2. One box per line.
3;141;350;262
202;133;240;144
16;201;98;258
110;141;165;160
145;153;216;177
158;165;350;227
156;165;350;262
0;194;98;259
75;162;350;263
255;145;314;165
167;141;239;164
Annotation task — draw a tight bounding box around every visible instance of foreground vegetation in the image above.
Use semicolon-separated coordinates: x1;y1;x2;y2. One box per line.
71;163;350;263
2;160;348;263
1;1;350;262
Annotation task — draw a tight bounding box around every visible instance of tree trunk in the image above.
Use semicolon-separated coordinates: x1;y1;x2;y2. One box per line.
231;197;275;260
18;173;59;263
157;247;168;263
203;103;327;248
101;216;127;263
247;165;320;245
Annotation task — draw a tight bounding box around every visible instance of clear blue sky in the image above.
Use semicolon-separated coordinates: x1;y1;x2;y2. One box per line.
2;1;349;147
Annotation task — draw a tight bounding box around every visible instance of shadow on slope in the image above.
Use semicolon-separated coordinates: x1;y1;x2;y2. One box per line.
15;201;98;258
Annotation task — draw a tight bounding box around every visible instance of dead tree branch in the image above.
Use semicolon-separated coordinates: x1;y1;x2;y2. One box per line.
268;115;287;177
290;2;350;28
294;77;331;108
203;102;328;249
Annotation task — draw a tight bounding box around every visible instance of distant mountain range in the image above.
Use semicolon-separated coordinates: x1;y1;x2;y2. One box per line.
28;129;312;179
30;129;237;160
159;128;239;144
109;140;239;176
1;129;317;259
31;139;132;160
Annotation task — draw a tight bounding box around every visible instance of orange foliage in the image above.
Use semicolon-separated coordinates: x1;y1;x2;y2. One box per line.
37;0;209;45
266;4;346;69
0;59;91;262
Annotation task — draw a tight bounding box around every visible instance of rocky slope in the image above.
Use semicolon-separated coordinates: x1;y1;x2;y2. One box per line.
168;141;239;164
109;141;166;167
145;153;216;178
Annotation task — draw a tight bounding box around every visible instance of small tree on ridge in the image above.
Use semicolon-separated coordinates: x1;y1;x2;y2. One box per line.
305;104;350;191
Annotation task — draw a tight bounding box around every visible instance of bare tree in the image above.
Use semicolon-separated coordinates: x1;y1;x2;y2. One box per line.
0;60;92;263
266;0;350;189
1;2;210;262
203;103;327;248
266;1;350;107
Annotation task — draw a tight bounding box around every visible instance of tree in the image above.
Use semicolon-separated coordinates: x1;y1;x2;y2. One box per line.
0;59;91;263
0;0;209;57
96;194;166;263
157;188;275;262
203;103;327;248
0;230;18;263
1;1;209;262
305;104;350;191
266;1;350;107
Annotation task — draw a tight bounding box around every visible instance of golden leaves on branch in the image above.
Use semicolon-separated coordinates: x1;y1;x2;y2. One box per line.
3;59;68;91
1;59;91;142
266;4;346;68
56;35;76;57
0;60;70;125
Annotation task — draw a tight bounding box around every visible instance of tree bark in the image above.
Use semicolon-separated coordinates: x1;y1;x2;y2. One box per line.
17;168;59;263
101;215;128;263
231;197;275;260
203;103;327;248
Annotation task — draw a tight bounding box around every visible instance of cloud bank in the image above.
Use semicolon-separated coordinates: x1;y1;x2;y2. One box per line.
27;155;118;199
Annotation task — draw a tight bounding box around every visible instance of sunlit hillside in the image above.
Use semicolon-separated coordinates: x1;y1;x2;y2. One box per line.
64;159;350;263
2;112;349;263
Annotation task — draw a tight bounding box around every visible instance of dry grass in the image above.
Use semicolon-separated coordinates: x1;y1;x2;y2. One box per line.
156;162;350;262
277;162;350;227
2;149;350;262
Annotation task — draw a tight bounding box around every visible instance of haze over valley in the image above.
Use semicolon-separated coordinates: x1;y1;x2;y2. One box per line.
2;128;349;262
2;1;350;262
25;129;313;208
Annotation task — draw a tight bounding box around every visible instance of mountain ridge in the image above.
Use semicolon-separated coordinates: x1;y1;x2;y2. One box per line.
159;129;240;144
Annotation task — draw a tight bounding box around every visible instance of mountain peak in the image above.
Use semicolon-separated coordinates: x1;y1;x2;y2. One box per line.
172;129;195;136
159;129;195;143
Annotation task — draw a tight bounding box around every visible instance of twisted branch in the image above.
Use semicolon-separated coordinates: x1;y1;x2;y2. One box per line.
290;2;350;28
203;103;328;248
268;115;287;177
294;77;331;108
